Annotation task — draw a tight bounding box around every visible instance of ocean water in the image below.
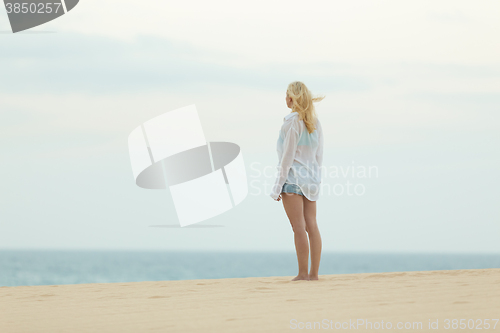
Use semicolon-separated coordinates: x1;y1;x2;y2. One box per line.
1;250;499;287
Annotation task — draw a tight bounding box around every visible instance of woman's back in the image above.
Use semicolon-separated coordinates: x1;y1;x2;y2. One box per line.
274;112;323;201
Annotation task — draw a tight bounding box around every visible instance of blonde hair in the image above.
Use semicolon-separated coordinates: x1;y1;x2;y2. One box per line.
286;81;325;134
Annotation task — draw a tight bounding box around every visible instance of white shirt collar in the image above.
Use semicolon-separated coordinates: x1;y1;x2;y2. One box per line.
284;111;298;121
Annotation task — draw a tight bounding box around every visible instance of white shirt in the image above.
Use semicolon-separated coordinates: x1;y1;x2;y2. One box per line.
270;111;324;201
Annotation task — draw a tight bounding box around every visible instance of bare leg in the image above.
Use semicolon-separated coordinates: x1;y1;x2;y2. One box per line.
282;192;309;281
303;196;321;280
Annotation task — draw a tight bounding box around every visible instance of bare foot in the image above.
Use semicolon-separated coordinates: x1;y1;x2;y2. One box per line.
308;275;319;281
291;275;310;281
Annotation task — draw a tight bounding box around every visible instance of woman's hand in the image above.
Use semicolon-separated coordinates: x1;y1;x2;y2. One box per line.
275;194;282;201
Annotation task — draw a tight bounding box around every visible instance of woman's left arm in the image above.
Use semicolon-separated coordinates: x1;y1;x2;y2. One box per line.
270;121;300;200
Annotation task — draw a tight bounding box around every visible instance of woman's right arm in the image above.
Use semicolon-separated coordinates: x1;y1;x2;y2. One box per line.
316;119;324;167
315;119;324;185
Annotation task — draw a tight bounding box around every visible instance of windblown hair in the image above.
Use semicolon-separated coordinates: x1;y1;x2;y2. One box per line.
286;81;325;134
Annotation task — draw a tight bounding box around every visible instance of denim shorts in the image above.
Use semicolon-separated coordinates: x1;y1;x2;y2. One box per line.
281;183;304;196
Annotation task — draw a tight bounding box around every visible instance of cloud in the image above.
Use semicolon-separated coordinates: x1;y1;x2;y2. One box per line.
0;32;370;94
36;0;500;66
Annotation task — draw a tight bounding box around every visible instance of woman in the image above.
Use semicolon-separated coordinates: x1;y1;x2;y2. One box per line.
270;81;325;281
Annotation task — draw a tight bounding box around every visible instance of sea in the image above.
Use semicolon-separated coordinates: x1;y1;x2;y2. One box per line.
1;250;499;287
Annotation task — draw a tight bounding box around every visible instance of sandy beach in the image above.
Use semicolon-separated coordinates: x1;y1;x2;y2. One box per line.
1;268;499;332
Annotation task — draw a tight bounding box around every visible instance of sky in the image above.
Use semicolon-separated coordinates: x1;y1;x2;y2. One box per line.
0;0;499;253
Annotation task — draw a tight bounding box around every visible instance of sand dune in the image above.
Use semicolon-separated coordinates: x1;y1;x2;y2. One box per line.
1;268;499;332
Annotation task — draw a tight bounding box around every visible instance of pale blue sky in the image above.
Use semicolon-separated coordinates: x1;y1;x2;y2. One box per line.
0;1;499;253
